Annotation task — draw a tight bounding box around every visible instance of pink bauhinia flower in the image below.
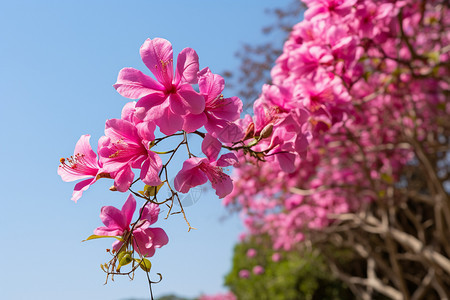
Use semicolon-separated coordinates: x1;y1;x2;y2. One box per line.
174;134;238;198
182;68;243;143
98;103;162;192
94;194;168;257
113;38;205;134
58;134;110;202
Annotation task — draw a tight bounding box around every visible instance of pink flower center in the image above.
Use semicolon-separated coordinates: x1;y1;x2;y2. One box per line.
59;153;98;176
207;94;226;110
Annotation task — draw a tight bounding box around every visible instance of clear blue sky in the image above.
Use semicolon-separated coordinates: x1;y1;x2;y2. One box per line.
0;1;294;299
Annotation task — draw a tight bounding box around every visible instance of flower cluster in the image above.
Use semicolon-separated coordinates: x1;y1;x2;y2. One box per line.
58;38;250;280
224;0;449;250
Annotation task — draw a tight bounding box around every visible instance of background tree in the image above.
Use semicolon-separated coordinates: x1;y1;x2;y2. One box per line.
224;0;450;299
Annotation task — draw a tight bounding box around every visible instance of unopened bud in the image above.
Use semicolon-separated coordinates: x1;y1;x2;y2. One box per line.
243;122;255;141
259;124;273;139
139;258;152;272
109;186;117;192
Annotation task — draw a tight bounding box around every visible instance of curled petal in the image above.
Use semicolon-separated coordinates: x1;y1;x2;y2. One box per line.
122;194;137;227
140;202;161;225
113;165;135;192
140;154;162;187
175;48;199;85
71;178;96;203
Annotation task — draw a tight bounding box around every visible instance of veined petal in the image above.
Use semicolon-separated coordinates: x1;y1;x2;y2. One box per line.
175;48;199;85
205;121;244;144
135;93;168;118
113;165;135;192
140;154;162;187
216;153;238;167
276;151;297;173
182;113;207;133
201;133;222;162
121;102;138;123
99;206;127;231
177;86;205;115
154;104;184;135
140;38;174;88
146;227;169;248
136;121;156;143
105;118;140;144
94;226;123;237
133;231;156;257
209;173;233;199
198;67;224;101
121;194;136;228
208;96;243;121
168;92;189;115
113;68;164;99
174;158;208;193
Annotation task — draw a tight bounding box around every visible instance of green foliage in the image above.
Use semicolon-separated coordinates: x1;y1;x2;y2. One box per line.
225;236;351;300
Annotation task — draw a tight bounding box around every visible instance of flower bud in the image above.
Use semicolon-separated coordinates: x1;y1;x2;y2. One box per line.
243;122;255;141
259;123;273;139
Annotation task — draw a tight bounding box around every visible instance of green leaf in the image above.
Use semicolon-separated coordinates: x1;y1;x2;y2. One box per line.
81;235;124;242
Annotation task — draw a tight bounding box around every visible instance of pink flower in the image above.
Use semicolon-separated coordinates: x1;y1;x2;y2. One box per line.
114;38;205;134
246;248;257;258
58;134;110;202
174;134;237;198
253;265;264;275
94;194;168;257
272;253;281;262
239;269;250;278
183;68;243;143
98;103;162;192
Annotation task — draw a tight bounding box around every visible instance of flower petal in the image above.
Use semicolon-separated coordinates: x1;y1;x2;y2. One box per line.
113;165;135;192
177;85;205;114
182;113;207;133
140;38;174;88
198;67;224;101
174;158;208;193
140;154;162;186
99;206;127;232
121;194;136;227
71;178;96;202
140;202;161;225
175;48;199;85
201;133;222;162
113;68;164;99
216;152;238;167
147;227;169;248
209;173;233;199
135;93;168;119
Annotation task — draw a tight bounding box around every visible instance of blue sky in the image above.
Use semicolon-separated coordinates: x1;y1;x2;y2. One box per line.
0;1;294;299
